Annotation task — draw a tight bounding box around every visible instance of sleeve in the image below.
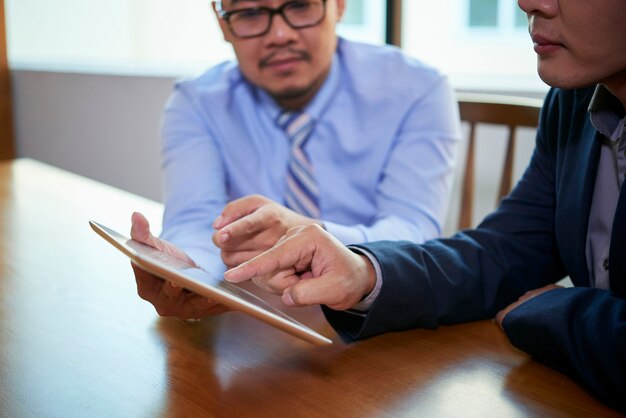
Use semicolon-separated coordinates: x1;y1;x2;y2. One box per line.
324;77;461;245
323;89;567;339
158;83;227;277
502;287;626;413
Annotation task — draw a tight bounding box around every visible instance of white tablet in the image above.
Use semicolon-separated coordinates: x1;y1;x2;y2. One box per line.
89;220;332;346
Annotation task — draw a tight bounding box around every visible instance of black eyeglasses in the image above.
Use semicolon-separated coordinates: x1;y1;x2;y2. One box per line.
216;0;327;39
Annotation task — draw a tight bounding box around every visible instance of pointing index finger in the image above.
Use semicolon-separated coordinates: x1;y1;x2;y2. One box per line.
224;232;312;283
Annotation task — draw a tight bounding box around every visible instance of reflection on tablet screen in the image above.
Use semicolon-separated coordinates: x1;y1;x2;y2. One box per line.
125;239;310;326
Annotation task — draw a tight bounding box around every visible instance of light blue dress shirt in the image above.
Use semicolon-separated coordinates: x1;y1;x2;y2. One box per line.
160;38;461;276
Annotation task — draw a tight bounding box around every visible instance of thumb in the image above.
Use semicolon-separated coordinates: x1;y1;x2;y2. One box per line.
131;212;157;246
131;212;196;265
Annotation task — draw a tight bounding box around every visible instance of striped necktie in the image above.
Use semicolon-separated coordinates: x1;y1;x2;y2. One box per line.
277;110;320;218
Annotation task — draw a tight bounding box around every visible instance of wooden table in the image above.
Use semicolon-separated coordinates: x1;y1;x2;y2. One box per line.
0;159;621;418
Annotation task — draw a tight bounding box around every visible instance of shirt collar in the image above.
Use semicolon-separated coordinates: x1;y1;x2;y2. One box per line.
254;38;343;123
589;84;626;142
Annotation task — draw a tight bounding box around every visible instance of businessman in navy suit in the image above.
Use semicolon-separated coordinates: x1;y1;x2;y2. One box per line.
225;0;626;411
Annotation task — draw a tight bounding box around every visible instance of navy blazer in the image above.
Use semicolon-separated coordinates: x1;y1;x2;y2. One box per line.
323;86;626;412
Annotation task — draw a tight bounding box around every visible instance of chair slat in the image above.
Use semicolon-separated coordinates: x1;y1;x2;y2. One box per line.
457;93;542;230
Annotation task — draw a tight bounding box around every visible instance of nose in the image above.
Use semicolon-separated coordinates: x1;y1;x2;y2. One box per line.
264;13;299;45
518;0;558;17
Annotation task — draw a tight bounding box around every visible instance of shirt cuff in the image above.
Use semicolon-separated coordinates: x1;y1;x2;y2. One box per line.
346;246;383;312
323;220;366;245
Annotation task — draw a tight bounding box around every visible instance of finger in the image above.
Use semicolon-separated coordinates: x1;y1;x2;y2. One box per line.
252;270;301;294
271;226;304;248
179;294;229;319
152;280;185;316
223;228;316;283
131;213;196;265
495;299;524;329
130;212;161;249
213;195;267;229
274;234;289;246
204;302;231;316
130;212;169;255
132;262;162;301
221;249;265;268
282;273;353;309
495;309;506;329
216;209;268;245
284;225;306;238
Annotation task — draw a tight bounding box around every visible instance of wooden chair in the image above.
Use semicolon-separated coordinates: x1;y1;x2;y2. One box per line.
456;92;543;230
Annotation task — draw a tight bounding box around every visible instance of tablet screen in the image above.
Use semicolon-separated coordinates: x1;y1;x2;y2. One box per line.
90;220;332;345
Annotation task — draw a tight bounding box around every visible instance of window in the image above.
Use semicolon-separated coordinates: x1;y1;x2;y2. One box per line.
8;0;543;92
6;0;385;76
337;0;386;46
402;0;547;92
469;0;498;27
468;0;526;30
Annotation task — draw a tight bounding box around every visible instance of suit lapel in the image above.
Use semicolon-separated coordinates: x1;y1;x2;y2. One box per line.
558;124;601;285
609;179;626;297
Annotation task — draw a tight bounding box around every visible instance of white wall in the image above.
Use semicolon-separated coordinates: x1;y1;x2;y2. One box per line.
12;69;172;201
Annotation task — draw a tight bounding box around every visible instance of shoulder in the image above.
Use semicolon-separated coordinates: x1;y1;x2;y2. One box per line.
543;86;596;114
541;86;596;133
337;38;449;100
173;60;247;102
538;86;597;158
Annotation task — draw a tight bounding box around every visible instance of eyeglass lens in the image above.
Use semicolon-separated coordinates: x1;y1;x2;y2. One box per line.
227;1;325;38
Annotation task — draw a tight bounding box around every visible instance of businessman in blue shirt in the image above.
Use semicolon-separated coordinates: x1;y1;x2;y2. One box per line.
224;0;626;412
130;0;459;317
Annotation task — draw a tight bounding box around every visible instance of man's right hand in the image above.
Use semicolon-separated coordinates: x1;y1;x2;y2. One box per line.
224;224;377;311
130;212;229;320
212;195;321;268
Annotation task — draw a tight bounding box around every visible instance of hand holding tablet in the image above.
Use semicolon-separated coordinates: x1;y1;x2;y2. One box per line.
89;220;332;345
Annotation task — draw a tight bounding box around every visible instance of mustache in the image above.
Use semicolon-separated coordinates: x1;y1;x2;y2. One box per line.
259;48;311;68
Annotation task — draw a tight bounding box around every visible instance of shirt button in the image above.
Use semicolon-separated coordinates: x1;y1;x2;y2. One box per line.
603;258;610;271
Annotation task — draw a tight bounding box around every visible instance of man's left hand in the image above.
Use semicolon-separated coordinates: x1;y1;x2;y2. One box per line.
495;284;562;328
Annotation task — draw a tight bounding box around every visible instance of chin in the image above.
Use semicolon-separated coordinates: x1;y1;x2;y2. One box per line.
538;67;590;90
540;74;599;90
271;85;314;101
537;59;606;90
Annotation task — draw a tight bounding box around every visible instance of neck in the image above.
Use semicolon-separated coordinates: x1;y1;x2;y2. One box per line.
273;65;331;111
274;90;317;111
272;75;326;110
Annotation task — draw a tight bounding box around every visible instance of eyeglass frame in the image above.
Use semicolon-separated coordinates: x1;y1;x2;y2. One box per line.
215;0;328;39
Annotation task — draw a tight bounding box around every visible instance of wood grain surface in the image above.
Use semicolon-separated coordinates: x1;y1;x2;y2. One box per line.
0;159;621;418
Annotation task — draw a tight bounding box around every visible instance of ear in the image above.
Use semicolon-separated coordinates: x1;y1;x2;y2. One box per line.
212;1;233;43
335;0;346;21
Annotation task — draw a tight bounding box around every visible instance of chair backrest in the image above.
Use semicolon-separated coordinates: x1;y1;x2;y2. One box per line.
456;92;543;230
